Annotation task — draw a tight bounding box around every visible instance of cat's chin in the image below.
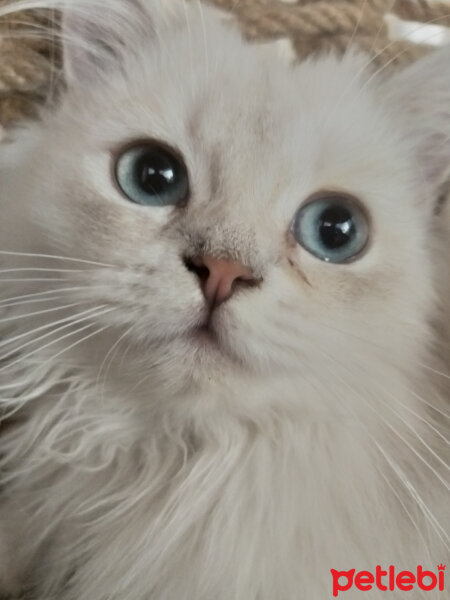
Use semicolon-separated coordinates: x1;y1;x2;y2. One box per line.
189;324;219;346
185;322;232;358
179;318;246;371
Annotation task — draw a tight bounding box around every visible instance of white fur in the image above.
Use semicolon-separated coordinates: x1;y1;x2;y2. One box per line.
0;1;449;598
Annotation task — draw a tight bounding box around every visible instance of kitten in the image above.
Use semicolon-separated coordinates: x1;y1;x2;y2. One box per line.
0;1;449;598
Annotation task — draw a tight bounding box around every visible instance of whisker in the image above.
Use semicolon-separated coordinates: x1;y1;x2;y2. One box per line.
321;349;450;491
377;392;450;471
372;439;450;550
182;0;196;102
315;351;450;548
0;301;96;324
0;268;88;274
277;307;450;408
353;18;450;98
0;324;95;375
384;393;450;446
0;306;109;363
377;464;435;562
196;0;210;87
0;278;83;283
0;305;108;351
0;287;88;305
308;318;450;398
404;387;450;420
0;250;115;268
362;0;396;60
118;336;137;372
343;0;369;60
96;324;136;393
323;15;450;131
0;308;114;375
44;323;111;364
0;294;84;309
419;363;450;381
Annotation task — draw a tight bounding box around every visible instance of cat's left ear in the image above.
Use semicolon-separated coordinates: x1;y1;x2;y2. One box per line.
384;46;450;196
61;0;186;85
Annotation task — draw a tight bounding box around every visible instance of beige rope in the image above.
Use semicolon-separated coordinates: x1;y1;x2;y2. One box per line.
206;0;447;65
394;0;450;26
0;5;59;127
218;2;388;39
0;0;448;126
0;39;50;93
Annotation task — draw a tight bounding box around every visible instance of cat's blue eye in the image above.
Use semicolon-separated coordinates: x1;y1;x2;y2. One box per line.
292;194;369;263
115;142;189;207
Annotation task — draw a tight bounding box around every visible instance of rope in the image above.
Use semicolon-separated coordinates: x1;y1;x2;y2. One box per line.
0;0;448;126
206;0;448;65
394;0;450;27
222;2;388;39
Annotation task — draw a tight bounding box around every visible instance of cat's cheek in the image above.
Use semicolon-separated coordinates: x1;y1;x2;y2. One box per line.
283;245;347;299
284;235;315;290
64;201;181;273
283;250;385;322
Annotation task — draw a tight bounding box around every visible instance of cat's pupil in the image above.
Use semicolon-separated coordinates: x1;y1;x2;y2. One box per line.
318;205;355;249
292;195;368;263
135;149;178;195
115;142;189;207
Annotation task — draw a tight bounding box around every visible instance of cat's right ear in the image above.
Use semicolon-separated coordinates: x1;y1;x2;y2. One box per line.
60;0;183;85
382;45;450;198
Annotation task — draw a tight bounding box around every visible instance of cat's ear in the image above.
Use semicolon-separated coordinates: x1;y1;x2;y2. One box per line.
61;0;184;85
384;46;450;196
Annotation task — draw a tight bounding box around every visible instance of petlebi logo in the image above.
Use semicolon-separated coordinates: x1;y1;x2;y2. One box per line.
331;564;446;597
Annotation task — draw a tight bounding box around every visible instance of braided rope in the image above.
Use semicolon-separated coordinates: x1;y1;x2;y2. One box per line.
0;0;448;126
0;6;60;128
206;0;448;68
394;0;450;26
220;2;388;39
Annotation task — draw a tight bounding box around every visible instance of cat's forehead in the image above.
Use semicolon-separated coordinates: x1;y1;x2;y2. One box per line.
62;14;408;212
155;31;381;149
168;46;400;203
77;15;383;144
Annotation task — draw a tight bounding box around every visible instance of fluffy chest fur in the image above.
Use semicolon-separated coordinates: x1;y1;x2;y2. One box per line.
0;344;447;599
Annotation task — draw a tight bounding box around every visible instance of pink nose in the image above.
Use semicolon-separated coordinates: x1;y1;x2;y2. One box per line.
187;255;257;306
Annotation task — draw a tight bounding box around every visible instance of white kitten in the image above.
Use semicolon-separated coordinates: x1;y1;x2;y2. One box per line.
0;1;449;598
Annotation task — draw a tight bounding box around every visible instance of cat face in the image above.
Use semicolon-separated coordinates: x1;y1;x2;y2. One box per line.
4;0;449;401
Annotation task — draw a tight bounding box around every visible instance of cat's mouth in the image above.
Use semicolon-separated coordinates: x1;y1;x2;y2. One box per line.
187;310;227;354
190;322;220;347
184;307;238;362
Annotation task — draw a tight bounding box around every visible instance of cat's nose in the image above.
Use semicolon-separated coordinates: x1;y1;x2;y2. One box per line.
185;255;258;306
